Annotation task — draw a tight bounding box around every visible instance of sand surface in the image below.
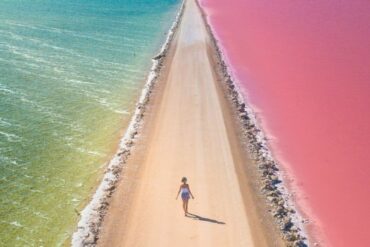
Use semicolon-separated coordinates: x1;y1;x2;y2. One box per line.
97;0;282;246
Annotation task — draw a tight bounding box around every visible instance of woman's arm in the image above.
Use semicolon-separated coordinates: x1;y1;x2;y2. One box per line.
188;185;195;199
176;186;181;199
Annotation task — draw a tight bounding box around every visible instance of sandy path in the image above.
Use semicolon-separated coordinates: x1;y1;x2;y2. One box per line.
98;0;282;246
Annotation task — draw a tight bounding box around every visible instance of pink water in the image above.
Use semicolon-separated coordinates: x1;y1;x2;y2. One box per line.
199;0;370;246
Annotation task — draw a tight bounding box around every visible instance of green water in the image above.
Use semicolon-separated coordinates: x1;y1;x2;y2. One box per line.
0;0;180;245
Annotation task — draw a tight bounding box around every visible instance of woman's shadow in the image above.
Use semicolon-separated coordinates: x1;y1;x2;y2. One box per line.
186;213;226;225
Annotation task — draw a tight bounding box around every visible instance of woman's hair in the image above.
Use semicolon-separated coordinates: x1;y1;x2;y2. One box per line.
181;177;187;183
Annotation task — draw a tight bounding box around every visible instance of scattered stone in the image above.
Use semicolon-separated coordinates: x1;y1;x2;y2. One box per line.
267;196;274;202
82;233;96;245
152;53;164;60
295;240;308;247
125;140;134;147
105;185;116;192
286;232;299;241
282;218;294;231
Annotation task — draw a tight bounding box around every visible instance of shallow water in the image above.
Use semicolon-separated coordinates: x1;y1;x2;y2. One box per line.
200;0;370;246
0;0;180;245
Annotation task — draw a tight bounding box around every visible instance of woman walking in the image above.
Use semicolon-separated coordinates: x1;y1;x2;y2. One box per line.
176;177;195;216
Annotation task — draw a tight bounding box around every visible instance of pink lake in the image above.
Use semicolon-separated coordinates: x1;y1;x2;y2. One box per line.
199;0;370;246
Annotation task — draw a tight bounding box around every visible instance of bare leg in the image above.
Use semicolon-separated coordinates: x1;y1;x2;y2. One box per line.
182;200;187;215
185;199;189;214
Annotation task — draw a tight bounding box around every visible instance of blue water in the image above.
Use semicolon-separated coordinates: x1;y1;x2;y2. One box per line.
0;0;180;245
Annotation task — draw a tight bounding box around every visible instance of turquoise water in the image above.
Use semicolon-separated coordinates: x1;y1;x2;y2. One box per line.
0;0;180;245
